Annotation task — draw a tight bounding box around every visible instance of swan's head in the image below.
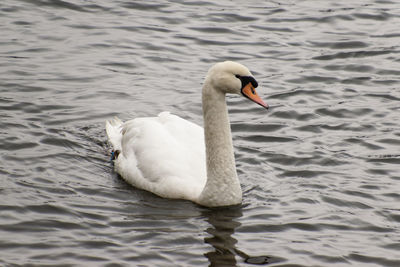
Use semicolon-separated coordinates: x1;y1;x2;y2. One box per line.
206;61;268;109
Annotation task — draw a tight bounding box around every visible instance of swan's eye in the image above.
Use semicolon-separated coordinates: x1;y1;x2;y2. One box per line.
235;74;241;79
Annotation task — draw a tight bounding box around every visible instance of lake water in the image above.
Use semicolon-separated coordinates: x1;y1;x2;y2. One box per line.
1;0;400;266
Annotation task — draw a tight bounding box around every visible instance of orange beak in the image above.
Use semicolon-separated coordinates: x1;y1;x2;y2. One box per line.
241;82;268;109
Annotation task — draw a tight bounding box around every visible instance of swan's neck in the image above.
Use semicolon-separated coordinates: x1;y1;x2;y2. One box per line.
197;82;242;207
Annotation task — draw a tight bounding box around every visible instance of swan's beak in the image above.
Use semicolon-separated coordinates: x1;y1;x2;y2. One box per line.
241;83;269;109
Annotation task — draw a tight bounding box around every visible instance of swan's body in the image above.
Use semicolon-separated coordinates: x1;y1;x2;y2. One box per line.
106;61;267;207
107;112;207;200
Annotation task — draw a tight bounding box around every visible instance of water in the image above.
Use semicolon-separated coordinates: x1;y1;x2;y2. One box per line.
1;0;400;266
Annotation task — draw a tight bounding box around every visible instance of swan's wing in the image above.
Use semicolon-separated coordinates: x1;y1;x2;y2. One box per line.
113;112;206;200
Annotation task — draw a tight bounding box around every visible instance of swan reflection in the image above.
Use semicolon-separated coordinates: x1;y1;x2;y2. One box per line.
202;206;274;266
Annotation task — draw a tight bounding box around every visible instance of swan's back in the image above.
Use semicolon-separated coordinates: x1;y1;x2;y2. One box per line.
106;112;207;201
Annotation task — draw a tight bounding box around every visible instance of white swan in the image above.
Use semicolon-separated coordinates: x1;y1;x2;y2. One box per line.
106;61;268;207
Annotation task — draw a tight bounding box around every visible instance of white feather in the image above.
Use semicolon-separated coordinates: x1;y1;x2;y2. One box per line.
105;117;123;152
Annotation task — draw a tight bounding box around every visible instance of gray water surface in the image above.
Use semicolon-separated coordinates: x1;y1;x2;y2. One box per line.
1;0;400;266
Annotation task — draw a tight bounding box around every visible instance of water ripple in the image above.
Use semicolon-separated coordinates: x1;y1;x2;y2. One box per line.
1;0;400;266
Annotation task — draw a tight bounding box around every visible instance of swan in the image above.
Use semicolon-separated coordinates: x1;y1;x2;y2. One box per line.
106;61;268;207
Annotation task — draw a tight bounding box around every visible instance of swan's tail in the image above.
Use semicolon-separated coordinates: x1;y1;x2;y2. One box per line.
105;117;123;156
